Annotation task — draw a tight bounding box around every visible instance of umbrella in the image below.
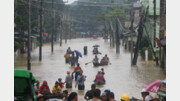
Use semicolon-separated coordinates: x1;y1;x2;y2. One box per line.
93;45;100;47
74;50;82;57
143;80;162;93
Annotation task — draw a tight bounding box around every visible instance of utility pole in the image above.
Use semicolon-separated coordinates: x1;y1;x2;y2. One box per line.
39;0;43;61
153;0;156;47
110;20;115;47
69;20;72;40
132;6;159;66
132;10;145;65
58;0;62;47
69;12;72;40
130;11;134;65
109;22;112;47
51;0;54;52
60;15;63;46
27;0;31;70
105;23;109;42
65;24;67;43
160;0;166;68
65;6;68;44
115;18;120;54
104;24;106;42
69;27;72;40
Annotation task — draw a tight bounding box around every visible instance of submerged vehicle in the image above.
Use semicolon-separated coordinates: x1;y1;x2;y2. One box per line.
14;69;37;101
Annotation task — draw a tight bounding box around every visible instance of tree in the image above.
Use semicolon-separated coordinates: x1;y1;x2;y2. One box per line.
105;8;127;22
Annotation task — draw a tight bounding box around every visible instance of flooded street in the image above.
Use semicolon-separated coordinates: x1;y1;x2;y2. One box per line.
14;38;165;100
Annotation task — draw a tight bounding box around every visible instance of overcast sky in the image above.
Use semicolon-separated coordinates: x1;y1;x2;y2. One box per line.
64;0;78;4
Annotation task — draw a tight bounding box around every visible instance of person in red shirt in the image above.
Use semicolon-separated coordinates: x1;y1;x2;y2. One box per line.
39;80;50;94
75;63;81;71
72;63;82;81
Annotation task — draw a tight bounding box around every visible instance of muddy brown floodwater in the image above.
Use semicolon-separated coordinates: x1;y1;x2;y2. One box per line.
14;38;165;100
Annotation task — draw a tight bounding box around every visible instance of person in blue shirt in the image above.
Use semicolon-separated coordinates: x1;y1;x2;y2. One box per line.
75;70;86;90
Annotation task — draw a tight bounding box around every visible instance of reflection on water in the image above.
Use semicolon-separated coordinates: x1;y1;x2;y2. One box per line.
14;38;165;100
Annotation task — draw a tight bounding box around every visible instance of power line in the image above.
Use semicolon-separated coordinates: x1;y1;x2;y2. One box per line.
16;0;133;7
16;1;129;19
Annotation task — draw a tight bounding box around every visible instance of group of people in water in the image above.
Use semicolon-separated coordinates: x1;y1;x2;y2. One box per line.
64;47;80;67
35;79;160;101
93;55;110;66
33;64;107;101
84;84;117;101
34;80;68;100
35;78;156;101
33;69;80;101
64;46;110;67
33;46;162;101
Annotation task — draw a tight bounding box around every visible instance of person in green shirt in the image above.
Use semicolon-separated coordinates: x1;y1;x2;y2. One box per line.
67;47;72;54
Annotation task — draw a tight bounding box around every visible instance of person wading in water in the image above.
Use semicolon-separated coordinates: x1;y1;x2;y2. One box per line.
65;71;73;88
70;53;76;67
93;55;99;66
75;70;86;90
72;63;82;81
94;71;105;85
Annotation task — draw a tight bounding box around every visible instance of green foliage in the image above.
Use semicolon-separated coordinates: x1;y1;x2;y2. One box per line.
69;4;105;32
14;41;22;52
111;0;114;3
105;8;127;21
14;0;39;32
35;40;40;46
140;35;149;50
43;0;64;40
140;47;153;60
140;36;153;60
14;0;65;42
124;0;138;3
